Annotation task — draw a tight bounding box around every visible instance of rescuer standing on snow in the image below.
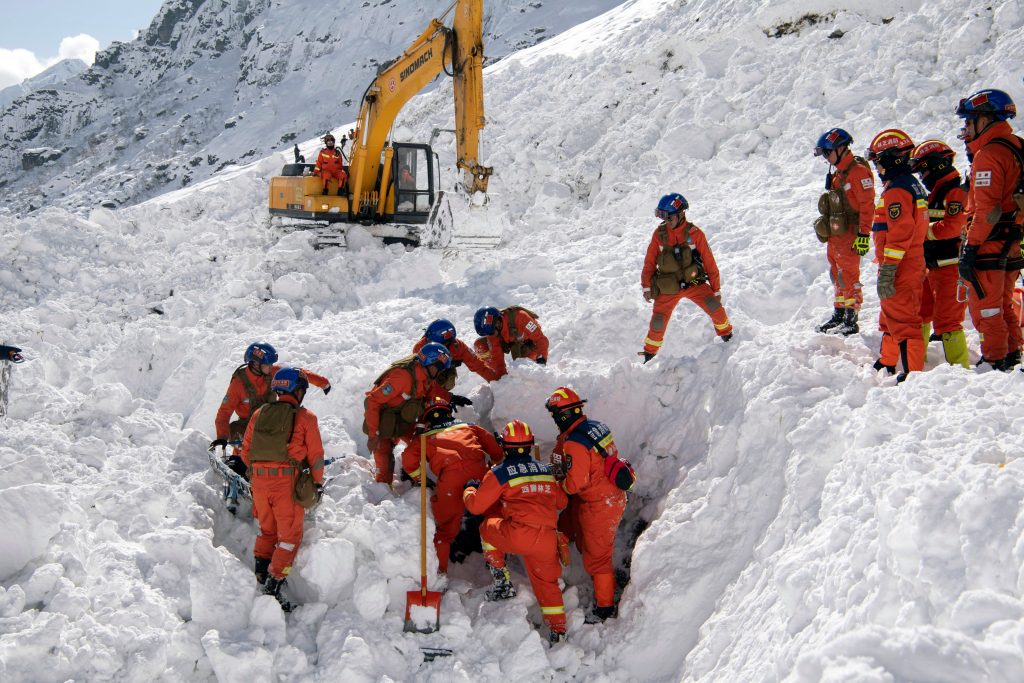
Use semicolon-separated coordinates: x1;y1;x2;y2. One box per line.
812;127;876;335
640;193;732;362
866;129;929;381
955;88;1024;371
545;386;634;623
242;368;325;610
909;139;970;367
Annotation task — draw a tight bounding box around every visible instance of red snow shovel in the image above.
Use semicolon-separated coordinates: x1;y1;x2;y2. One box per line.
404;434;442;633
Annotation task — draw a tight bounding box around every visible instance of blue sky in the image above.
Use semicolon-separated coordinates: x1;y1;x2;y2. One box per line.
0;0;163;89
0;0;163;56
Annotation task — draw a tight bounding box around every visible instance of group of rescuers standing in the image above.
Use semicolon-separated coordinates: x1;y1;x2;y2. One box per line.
205;86;1022;645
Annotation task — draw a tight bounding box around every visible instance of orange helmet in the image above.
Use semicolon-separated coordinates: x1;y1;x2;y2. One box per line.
866;129;915;174
910;139;955;175
545;386;585;413
501;420;535;454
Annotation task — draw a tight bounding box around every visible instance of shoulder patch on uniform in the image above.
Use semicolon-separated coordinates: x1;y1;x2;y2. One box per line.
974;170;992;187
381;384;394;395
861;178;873;189
525;321;538;333
947;201;962;215
888;203;902;220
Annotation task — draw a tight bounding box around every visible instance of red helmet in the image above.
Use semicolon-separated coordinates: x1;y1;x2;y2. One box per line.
544;387;585;413
866;129;915;160
501;420;535;453
421;395;453;424
910;139;955;174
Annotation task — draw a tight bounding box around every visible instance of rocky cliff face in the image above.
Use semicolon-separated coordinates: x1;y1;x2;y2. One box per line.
0;0;623;214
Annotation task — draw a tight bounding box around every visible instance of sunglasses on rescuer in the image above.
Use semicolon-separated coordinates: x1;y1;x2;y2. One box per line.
655;209;679;219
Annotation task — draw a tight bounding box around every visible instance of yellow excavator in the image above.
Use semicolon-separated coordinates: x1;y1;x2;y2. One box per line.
268;0;498;248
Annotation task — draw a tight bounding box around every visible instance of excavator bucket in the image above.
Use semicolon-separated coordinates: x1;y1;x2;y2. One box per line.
447;191;504;250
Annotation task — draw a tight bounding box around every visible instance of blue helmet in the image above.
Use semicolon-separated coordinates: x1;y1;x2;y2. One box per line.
425;319;457;345
270;367;309;395
655;193;688;219
474;307;501;336
244;342;278;365
814;128;853;157
956;89;1016;120
417;342;452;370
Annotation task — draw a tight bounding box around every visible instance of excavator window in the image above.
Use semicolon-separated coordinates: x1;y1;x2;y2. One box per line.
394;144;433;215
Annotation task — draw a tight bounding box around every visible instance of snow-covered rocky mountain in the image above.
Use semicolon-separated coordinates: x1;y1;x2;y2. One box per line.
0;58;88;113
0;0;623;214
2;0;1024;681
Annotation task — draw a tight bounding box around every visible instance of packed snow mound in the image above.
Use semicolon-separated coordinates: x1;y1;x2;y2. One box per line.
2;0;1024;681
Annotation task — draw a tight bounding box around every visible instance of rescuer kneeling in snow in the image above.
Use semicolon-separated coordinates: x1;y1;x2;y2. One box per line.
640;193;732;362
463;420;569;645
242;368;325;610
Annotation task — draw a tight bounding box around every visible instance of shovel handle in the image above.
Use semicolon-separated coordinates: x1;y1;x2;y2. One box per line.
420;433;428;594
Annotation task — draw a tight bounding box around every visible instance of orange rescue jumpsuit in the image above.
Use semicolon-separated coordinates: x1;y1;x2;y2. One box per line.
363;363;450;483
314;147;347;193
464;453;568;634
872;175;929;372
402;420;503;571
918;172;968;335
963;121;1024;363
641;221;732;355
552;417;626;611
413;336;499;382
242;394;325;580
215;364;330;446
474;308;549;380
826;153;875;311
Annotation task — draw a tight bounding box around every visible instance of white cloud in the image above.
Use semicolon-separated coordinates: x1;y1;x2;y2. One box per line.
0;48;44;90
57;34;100;65
0;34;99;90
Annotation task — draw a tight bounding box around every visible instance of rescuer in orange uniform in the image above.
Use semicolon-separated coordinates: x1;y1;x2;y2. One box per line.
640;193;732;361
414;319;499;384
401;396;503;572
363;342;453;485
955;88;1024;370
812;127;876;335
472;305;549;379
210;342;331;475
241;368;325;609
313;133;347;195
545;386;632;623
463;420;569;645
867;129;929;381
909;140;970;367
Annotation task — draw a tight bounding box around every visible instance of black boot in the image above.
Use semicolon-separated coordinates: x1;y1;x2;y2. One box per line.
584;604;617;624
816;308;845;333
836;309;859;336
254;557;271;585
547;629;567;646
872;359;896;375
262;576;292;612
485;564;516;601
1004;349;1021;368
639;351;655;363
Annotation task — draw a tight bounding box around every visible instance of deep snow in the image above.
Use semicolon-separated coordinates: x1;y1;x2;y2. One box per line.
2;0;1024;681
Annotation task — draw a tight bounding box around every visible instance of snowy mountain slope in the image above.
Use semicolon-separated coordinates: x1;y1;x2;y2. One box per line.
0;58;87;112
0;0;624;215
3;0;1024;681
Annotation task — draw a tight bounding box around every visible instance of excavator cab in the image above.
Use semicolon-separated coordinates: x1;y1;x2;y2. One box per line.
390;144;434;220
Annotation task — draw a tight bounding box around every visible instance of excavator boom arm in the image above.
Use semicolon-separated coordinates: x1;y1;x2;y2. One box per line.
347;0;490;216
